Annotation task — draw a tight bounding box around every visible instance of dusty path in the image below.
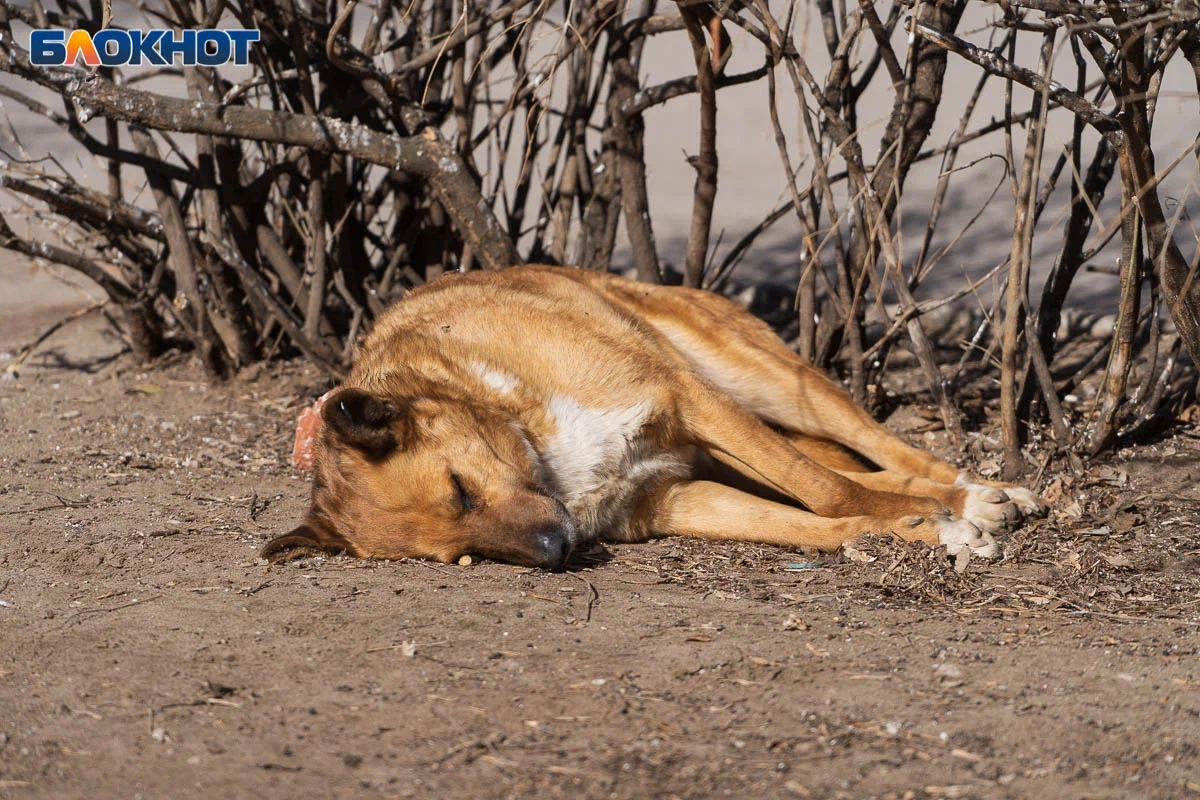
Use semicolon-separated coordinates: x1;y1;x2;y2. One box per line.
2;342;1199;799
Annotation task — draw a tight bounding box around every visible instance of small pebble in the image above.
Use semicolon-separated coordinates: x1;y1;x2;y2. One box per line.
782;614;808;631
934;663;963;679
458;555;473;566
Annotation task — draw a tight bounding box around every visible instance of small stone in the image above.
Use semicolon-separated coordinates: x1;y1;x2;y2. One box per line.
782;614;808;631
934;663;963;679
842;543;874;563
457;554;473;566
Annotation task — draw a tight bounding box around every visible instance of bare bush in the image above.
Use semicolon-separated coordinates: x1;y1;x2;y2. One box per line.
0;0;1197;473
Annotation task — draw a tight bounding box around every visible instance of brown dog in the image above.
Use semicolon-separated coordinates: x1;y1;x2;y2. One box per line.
266;266;1044;569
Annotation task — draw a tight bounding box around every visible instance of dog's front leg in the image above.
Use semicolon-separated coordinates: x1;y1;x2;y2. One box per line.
643;480;997;558
674;377;951;521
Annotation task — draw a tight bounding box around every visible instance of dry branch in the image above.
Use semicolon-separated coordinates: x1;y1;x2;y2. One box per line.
679;2;720;288
911;20;1124;147
0;0;1193;464
49;74;519;271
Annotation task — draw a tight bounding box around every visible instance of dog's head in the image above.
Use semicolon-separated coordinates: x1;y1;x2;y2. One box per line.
264;387;574;569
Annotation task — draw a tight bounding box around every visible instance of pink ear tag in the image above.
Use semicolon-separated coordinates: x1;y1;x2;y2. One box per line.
291;389;336;471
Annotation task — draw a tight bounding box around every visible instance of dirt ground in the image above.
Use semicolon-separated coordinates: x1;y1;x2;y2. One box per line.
2;313;1200;800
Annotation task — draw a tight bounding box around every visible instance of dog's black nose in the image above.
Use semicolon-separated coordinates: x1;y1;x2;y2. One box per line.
531;528;571;571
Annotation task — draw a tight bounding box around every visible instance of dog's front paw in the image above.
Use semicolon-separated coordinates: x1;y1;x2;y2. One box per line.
934;514;999;560
958;483;1021;534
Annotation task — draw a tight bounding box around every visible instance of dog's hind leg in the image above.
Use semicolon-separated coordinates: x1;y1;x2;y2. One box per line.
642;480;997;558
764;360;1046;520
612;282;962;481
776;431;873;472
682;331;960;482
598;278;1044;519
779;431;1022;534
831;466;1022;534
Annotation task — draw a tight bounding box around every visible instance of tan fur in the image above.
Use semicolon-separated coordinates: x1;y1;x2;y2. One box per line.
266;266;1045;568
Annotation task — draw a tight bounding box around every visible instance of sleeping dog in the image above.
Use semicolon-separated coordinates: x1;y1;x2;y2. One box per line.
267;266;1044;569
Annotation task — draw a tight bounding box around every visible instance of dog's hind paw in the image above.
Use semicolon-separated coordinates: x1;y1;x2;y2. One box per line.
957;473;1047;523
935;514;999;560
998;485;1048;518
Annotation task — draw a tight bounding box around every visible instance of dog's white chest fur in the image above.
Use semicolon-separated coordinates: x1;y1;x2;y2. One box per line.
543;397;653;498
540;396;688;541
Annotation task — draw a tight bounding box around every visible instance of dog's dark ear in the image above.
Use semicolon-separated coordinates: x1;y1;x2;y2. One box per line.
261;518;354;562
322;388;405;458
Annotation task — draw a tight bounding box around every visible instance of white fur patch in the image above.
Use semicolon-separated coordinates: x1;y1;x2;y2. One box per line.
539;397;690;541
937;516;999;560
1000;486;1046;516
543;397;654;500
956;472;1046;524
470;361;520;395
957;482;1019;534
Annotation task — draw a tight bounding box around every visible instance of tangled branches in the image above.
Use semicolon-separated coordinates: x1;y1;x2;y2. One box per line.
0;0;1197;472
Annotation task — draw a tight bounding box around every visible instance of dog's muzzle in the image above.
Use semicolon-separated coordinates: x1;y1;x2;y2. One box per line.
530;526;572;571
528;499;576;571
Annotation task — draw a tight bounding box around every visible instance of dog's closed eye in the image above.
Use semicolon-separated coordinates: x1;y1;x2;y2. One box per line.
450;472;478;513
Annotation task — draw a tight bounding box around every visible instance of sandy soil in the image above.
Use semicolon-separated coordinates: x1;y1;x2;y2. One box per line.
2;324;1200;800
2;7;1200;796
